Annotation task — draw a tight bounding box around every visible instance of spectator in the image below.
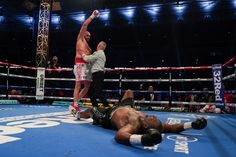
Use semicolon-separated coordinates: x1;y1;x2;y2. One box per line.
143;85;155;110
47;56;61;72
46;55;62;98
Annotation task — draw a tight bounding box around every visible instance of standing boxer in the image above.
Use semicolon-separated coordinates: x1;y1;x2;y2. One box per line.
69;10;100;117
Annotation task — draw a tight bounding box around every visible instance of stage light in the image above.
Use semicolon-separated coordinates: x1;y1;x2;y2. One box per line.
99;10;110;21
199;0;216;12
144;4;160;16
70;12;85;23
232;0;236;8
173;3;186;15
118;6;136;24
17;15;34;24
144;4;160;22
27;17;34;23
119;6;136;19
51;14;60;24
0;16;4;22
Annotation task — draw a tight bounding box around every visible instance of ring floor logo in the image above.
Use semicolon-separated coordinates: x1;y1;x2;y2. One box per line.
0;111;92;144
170;113;216;119
165;117;201;154
167;135;198;154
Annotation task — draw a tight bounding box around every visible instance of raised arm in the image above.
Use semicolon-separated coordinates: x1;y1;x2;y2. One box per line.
77;10;100;40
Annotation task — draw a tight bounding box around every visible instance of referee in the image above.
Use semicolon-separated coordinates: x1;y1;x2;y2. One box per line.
81;41;109;107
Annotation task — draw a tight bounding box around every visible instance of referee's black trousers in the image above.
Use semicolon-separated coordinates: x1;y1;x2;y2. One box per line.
88;71;109;107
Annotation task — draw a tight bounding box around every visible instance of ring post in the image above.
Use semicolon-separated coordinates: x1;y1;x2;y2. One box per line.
119;71;123;100
169;68;172;107
36;67;45;100
6;64;10;99
212;64;224;107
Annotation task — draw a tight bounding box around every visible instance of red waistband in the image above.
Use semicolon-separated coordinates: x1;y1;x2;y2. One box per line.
75;57;89;64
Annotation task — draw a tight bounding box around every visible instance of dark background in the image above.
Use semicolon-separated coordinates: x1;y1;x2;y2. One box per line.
0;0;235;68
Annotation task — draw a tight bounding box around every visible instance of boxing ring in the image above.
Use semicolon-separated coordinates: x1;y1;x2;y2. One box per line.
0;105;236;157
0;57;236;157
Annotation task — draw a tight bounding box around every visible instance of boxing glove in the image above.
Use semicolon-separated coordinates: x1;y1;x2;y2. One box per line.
90;10;100;19
91;107;105;125
141;129;162;146
192;117;207;130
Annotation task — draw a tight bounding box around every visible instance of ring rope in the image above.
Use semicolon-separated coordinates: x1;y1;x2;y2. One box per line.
0;73;216;82
223;56;236;67
223;73;236;80
0;61;37;70
45;78;75;81
0;73;36;79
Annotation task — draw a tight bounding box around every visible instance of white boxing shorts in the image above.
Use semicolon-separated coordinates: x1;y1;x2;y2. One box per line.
73;63;92;81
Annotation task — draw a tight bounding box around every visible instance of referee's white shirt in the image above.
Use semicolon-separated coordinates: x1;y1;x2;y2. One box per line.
82;50;106;74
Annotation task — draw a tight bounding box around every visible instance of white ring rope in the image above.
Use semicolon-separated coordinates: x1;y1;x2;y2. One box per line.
223;73;236;80
0;73;36;79
0;72;215;82
45;78;75;81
